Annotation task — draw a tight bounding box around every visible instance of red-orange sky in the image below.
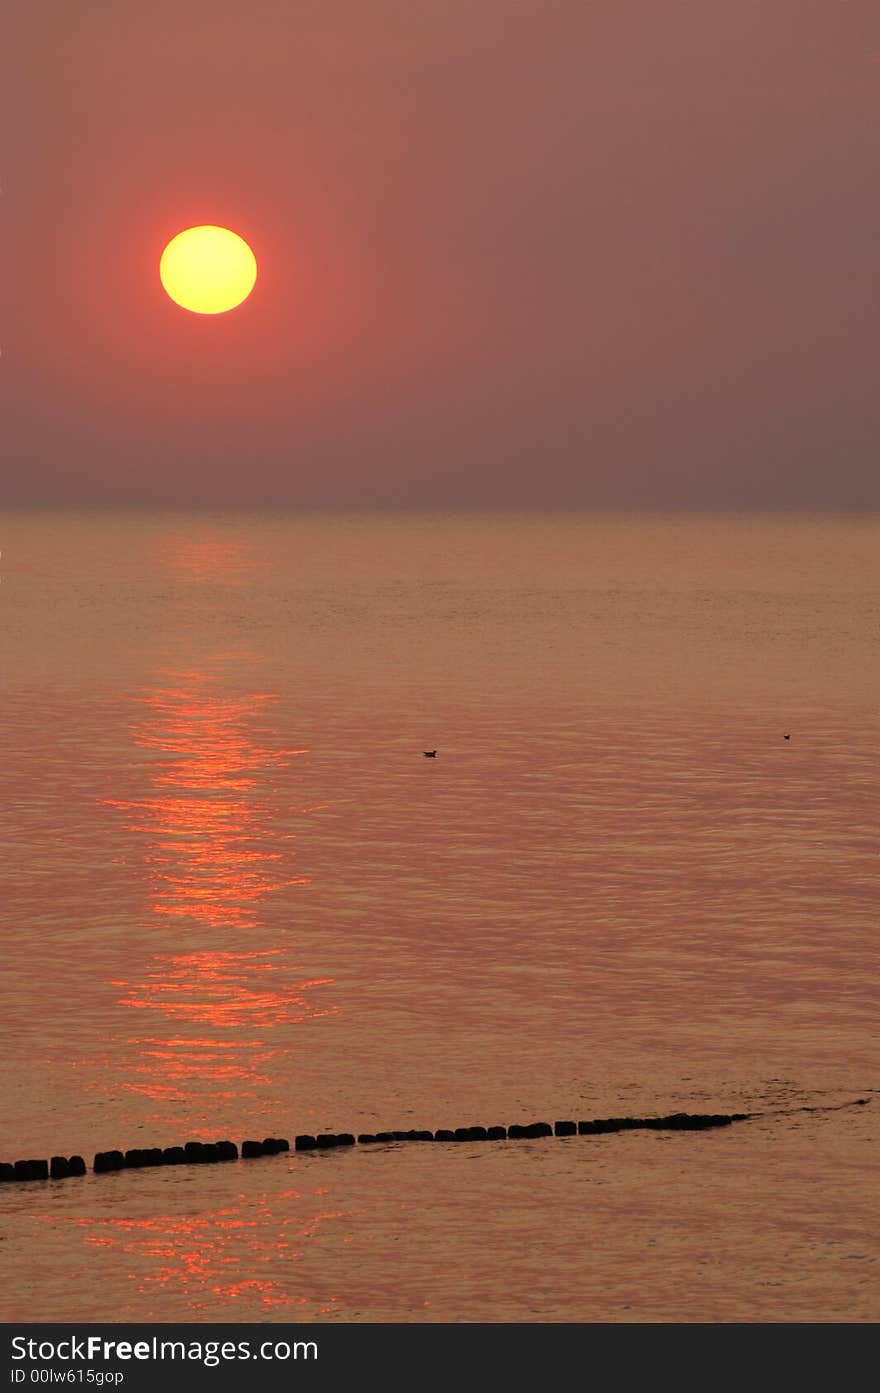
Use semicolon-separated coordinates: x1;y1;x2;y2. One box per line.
2;0;878;508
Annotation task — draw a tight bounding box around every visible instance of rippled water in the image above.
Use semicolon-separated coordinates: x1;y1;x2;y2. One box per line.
0;512;877;1322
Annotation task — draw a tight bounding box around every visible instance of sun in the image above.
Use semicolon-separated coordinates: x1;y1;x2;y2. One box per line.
159;225;257;315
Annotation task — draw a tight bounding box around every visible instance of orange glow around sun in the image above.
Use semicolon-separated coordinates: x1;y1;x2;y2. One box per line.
159;225;257;314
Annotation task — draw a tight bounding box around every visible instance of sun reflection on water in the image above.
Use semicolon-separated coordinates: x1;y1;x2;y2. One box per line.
63;1191;367;1316
103;670;310;929
115;949;333;1027
99;643;335;1113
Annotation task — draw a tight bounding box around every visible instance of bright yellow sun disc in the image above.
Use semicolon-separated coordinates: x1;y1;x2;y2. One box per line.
160;225;257;314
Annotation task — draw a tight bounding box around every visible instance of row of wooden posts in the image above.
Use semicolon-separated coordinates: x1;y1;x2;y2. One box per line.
1;1111;750;1184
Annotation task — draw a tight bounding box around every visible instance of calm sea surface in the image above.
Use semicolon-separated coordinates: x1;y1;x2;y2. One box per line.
0;511;876;1322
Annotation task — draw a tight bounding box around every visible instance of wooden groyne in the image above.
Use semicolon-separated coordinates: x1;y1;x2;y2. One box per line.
0;1101;869;1186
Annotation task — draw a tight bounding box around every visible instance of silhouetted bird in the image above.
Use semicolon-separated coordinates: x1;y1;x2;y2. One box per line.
783;734;791;740
424;750;437;757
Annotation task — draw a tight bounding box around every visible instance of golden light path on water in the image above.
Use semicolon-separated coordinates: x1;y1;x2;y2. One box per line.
90;551;345;1309
98;531;336;1112
103;674;309;929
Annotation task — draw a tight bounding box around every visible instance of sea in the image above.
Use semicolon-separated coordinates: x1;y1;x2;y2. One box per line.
0;510;876;1323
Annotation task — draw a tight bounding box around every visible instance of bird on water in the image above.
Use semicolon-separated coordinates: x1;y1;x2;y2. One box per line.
424;749;437;757
784;734;791;740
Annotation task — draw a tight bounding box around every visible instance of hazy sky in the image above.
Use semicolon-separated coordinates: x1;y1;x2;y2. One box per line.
3;1;878;508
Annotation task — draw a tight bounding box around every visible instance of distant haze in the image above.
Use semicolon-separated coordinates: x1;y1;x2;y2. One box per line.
2;0;878;509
